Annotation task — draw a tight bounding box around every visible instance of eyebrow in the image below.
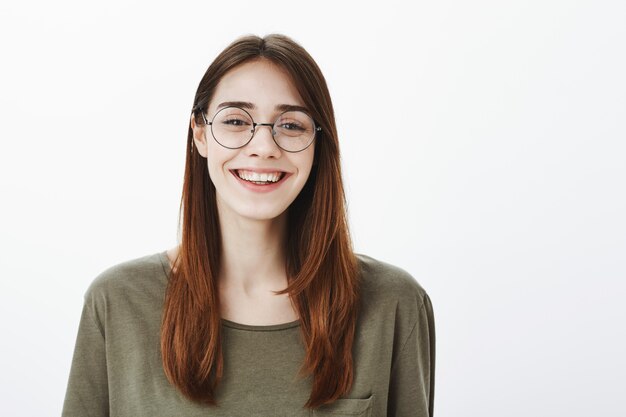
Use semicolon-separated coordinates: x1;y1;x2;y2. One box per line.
216;101;310;114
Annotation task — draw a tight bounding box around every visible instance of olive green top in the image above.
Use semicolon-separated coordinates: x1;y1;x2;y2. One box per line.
62;251;435;417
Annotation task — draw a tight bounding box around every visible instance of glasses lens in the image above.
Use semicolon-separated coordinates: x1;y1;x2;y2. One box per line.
211;107;254;148
274;111;316;152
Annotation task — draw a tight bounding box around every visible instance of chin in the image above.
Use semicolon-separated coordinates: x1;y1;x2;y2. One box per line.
230;200;291;222
249;214;284;222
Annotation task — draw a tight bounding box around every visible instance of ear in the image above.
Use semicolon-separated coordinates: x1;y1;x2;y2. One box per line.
191;112;208;158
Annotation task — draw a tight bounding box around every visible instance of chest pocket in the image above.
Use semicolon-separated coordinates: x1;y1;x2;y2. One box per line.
310;395;373;417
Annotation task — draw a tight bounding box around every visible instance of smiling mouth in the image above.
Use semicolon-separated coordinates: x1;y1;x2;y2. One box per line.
231;169;287;185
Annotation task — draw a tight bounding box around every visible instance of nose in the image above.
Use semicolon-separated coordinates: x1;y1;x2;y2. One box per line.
245;123;281;158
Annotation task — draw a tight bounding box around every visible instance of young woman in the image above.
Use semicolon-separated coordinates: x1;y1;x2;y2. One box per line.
62;34;435;417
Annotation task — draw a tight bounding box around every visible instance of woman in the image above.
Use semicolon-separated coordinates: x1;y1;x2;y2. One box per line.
62;34;435;417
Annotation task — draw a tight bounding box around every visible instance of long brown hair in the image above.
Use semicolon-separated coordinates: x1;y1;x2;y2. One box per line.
160;33;360;409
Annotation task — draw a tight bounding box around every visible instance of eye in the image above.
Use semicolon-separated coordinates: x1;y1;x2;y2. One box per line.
223;118;250;126
279;122;305;131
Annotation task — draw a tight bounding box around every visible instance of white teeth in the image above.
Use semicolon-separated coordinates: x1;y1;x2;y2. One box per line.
236;170;284;183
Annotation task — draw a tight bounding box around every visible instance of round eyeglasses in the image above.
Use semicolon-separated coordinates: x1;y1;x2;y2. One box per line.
200;106;321;153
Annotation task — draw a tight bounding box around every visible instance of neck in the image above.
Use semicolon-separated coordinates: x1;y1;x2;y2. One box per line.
217;206;289;295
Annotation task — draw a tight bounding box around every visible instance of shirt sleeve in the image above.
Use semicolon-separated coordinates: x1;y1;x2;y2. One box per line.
387;293;436;417
61;299;110;417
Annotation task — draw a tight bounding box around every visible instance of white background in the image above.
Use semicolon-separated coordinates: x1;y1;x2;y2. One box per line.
1;0;624;416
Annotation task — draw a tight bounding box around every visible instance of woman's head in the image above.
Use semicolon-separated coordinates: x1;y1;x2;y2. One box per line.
191;58;316;222
187;34;341;224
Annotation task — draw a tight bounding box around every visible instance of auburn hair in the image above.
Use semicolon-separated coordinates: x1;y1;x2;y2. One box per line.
160;33;360;409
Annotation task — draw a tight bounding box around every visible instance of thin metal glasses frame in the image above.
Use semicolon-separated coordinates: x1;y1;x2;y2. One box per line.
200;106;321;153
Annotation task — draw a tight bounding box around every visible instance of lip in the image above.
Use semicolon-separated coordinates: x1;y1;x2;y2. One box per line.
232;167;290;173
229;169;292;193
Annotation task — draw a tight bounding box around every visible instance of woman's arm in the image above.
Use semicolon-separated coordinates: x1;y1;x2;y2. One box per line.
387;293;436;417
61;300;109;417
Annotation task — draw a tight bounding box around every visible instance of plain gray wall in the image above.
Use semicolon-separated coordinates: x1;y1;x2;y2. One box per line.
1;0;624;416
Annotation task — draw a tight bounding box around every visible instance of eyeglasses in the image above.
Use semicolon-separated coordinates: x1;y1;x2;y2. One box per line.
200;106;321;153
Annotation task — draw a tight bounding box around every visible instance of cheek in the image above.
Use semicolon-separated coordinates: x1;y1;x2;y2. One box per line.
297;148;315;181
206;147;231;186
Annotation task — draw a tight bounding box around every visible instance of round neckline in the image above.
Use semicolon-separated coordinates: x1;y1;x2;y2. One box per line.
157;250;301;332
221;317;301;331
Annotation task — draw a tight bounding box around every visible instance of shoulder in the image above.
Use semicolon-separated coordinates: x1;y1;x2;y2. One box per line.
84;251;168;305
355;253;429;304
355;253;432;327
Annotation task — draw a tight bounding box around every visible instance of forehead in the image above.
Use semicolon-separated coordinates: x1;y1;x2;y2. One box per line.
208;59;305;115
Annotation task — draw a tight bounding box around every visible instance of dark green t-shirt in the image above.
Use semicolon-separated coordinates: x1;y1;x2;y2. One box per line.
62;251;435;416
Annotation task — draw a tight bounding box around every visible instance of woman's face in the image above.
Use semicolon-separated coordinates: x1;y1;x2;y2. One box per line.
192;59;315;222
